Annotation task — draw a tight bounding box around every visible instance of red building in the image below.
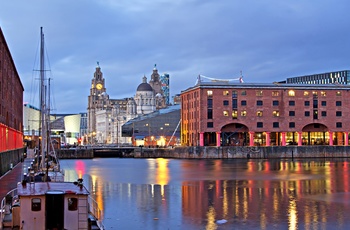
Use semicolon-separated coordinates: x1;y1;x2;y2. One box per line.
0;27;24;151
181;80;350;147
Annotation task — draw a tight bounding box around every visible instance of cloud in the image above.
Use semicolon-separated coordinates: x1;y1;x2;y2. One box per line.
1;0;350;113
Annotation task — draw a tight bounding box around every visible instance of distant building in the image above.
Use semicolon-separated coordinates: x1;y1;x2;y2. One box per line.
87;64;171;144
286;70;350;85
0;27;24;152
181;79;350;147
122;105;181;147
160;73;170;105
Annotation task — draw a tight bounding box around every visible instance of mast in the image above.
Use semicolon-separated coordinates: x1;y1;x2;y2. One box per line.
40;27;47;170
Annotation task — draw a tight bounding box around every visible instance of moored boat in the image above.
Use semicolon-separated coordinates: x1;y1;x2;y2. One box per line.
0;178;104;229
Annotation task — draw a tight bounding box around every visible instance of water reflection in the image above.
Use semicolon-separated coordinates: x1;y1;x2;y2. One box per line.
61;159;350;229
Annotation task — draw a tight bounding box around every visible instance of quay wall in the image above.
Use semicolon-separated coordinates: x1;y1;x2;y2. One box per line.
135;146;350;159
0;148;25;177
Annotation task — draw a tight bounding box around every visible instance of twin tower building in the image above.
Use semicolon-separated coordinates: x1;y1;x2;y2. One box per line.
87;63;170;144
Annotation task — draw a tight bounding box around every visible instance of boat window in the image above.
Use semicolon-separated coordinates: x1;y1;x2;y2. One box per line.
31;198;41;211
68;198;78;211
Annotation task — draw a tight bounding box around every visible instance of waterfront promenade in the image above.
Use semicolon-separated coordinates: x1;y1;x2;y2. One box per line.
0;159;32;200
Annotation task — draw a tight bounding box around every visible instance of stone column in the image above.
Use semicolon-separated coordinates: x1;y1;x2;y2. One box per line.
298;132;303;146
265;132;271;146
329;131;333;146
249;132;255;146
199;132;204;146
216;132;221;147
281;132;286;146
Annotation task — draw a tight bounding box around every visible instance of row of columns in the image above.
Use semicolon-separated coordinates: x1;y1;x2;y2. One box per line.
198;131;350;147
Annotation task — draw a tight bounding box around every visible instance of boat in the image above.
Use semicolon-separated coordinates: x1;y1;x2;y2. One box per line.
0;27;104;229
1;178;104;230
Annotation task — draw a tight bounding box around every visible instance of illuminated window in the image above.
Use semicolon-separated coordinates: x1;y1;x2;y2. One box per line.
313;91;318;96
321;91;326;96
304;91;309;96
336;91;342;96
232;110;238;119
223;90;229;96
288;90;295;96
257;111;263;117
207;90;213;96
272;91;279;96
241;110;247;116
256;90;263;96
223;111;229;116
273;111;280;117
31;198;41;212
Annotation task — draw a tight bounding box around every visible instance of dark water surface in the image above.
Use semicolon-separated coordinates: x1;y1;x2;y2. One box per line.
60;158;350;230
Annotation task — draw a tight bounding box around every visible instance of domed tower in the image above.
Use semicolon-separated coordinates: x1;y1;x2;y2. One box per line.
149;64;166;109
134;76;156;115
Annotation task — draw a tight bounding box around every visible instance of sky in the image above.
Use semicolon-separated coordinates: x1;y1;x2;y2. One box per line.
1;0;350;114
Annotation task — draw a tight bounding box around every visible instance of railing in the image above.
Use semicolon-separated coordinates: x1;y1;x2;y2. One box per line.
88;195;104;229
0;188;18;224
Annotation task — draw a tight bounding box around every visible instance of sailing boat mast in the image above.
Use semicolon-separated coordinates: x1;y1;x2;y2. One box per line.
39;27;47;170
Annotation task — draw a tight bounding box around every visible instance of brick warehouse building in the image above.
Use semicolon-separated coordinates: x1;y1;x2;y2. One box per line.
181;79;350;147
0;27;24;152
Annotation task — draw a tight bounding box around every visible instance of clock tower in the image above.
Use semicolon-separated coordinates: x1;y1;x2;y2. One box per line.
87;62;107;140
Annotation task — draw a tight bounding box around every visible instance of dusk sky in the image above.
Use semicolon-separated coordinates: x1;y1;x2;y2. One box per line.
1;1;350;114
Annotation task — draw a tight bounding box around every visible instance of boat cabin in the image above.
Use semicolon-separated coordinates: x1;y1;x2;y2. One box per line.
4;181;99;230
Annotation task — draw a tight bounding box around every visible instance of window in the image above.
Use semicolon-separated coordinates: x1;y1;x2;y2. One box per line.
336;122;342;128
257;122;263;128
207;122;213;128
336;101;342;106
273;111;279;117
207;90;213;96
272;100;279;106
232;99;237;109
313;91;318;97
313;100;318;108
272;91;279;96
289;101;295;106
241;110;247;116
207;99;213;108
273;122;279;128
223;90;229;96
321;111;327;116
32;198;41;211
207;109;213;119
223;111;229;116
289;111;295;116
232;91;237;98
68;198;78;211
256;90;263;96
305;111;310;117
289;122;295;128
336;111;342;117
232;110;238;119
241;90;246;95
223;100;229;106
288;90;295;96
257;111;263;117
304;101;310;106
304;91;309;96
321;91;326;97
336;91;342;96
313;110;318;119
257;100;263;106
241;100;247;106
321;101;326;106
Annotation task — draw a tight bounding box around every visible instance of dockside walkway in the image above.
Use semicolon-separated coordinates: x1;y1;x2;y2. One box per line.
0;159;33;200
